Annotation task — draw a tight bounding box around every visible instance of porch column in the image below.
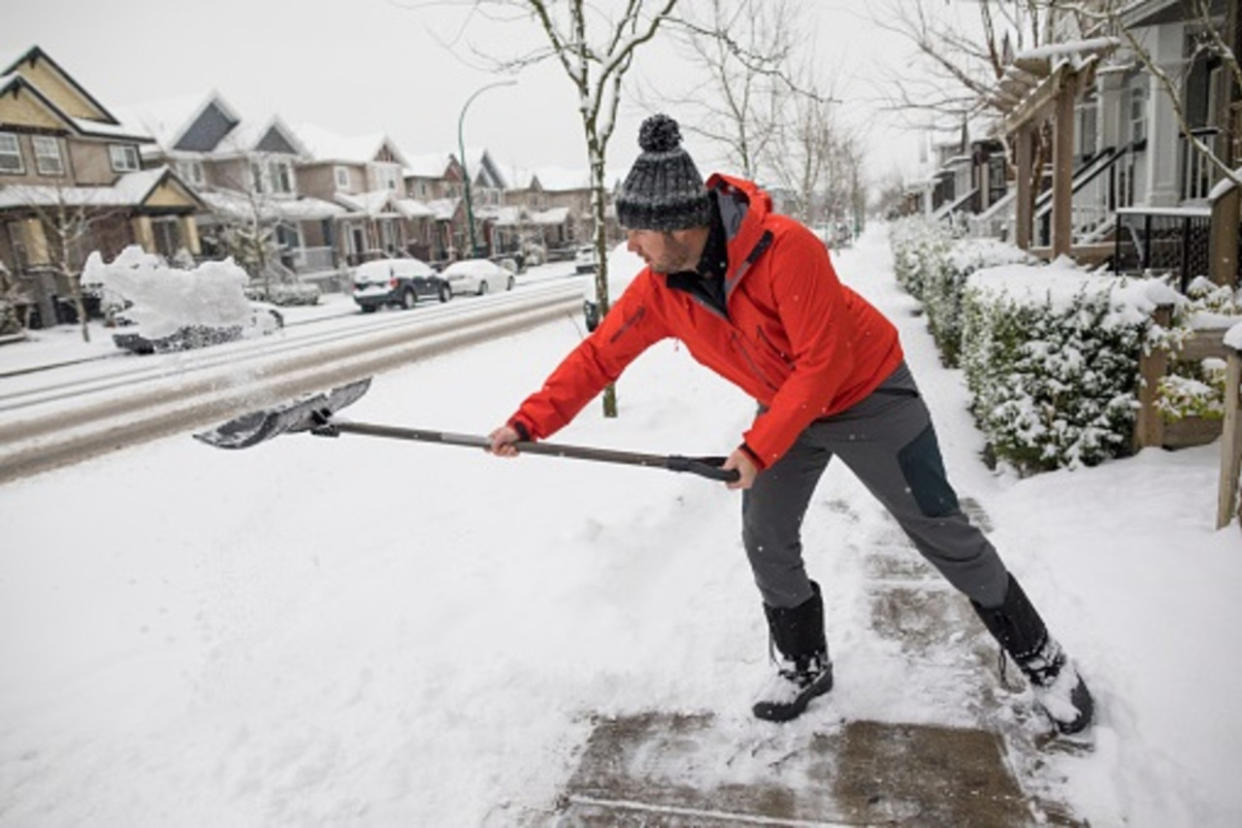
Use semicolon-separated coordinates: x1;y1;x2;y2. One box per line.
180;215;201;256
1097;69;1125;151
130;215;155;253
22;218;50;265
1015;124;1034;250
1143;22;1187;206
1053;73;1077;257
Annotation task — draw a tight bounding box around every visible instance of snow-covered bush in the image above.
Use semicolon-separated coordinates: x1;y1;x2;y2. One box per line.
1153;276;1242;422
926;238;1036;367
244;281;321;306
0;299;20;335
960;259;1171;474
888;216;952;301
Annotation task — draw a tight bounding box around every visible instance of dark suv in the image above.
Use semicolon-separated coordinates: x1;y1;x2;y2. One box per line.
353;258;451;312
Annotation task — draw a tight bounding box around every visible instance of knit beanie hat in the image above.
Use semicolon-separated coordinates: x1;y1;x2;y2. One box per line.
616;114;712;231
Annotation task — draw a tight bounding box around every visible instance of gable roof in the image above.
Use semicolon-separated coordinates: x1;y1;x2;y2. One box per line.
295;123;410;167
115;91;243;154
0;73;152;142
458;147;507;189
2;46;120;126
404;152;454;179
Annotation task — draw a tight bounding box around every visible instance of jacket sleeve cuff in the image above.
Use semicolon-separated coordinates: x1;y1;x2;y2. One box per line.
739;442;766;471
508;418;532;441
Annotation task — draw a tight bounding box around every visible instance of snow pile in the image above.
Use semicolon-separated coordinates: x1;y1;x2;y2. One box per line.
82;246;251;339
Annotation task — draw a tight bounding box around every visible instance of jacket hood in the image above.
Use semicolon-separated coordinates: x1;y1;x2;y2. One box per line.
705;173;775;299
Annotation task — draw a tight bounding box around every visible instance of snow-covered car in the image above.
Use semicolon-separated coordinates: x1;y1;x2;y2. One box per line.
352;257;450;312
574;245;598;274
442;259;515;296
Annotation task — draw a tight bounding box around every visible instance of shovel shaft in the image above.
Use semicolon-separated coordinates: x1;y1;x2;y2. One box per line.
325;421;740;482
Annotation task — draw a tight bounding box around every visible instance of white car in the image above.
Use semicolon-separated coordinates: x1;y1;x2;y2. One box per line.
574;245;598;274
442;259;515;296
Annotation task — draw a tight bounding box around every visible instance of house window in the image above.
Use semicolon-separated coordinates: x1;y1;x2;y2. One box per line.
32;136;64;176
1129;82;1148;145
335;166;350;189
0;132;22;174
178;160;204;186
270;160;293;194
251;161;265;193
110;144;140;172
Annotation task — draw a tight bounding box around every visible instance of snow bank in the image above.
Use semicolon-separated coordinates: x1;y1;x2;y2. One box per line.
967;257;1176;327
82;246;251;339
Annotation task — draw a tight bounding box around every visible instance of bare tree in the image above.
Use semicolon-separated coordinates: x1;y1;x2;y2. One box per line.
873;0;1055;221
7;185;124;342
640;0;802;178
446;0;680;418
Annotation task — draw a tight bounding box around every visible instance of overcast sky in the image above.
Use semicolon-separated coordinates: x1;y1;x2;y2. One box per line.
3;0;964;188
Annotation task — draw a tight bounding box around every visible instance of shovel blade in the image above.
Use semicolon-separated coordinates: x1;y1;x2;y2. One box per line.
193;377;372;449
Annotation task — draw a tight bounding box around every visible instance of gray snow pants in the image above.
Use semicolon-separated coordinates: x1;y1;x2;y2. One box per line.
742;362;1009;610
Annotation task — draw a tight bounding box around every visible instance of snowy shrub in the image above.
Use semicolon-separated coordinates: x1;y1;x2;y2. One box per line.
925;238;1035;367
960;260;1167;474
0;299;20;335
888;216;952;301
244;281;321;306
1153;276;1242;423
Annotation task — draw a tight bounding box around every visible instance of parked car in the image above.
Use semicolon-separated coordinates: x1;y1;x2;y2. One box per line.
574;245;598;274
352;258;451;312
442;259;515;296
113;302;284;354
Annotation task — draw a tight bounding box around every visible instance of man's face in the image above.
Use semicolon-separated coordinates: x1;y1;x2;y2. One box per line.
626;228;696;274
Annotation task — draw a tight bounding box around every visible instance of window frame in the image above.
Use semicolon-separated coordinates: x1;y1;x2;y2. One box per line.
0;132;23;175
334;165;350;190
109;144;140;173
269;159;294;194
32;135;64;176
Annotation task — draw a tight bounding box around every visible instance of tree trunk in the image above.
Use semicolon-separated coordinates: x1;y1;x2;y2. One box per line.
588;138;618;418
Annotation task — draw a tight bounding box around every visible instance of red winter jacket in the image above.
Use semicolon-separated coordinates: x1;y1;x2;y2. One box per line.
508;174;903;469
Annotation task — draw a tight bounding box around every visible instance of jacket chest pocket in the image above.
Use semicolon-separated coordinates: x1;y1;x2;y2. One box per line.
730;329;787;391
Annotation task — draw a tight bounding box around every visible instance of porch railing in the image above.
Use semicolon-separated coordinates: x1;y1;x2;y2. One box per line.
1181;126;1222;202
1113;206;1213;290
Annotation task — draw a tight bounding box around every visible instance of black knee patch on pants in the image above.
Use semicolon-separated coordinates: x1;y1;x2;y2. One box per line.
897;425;960;517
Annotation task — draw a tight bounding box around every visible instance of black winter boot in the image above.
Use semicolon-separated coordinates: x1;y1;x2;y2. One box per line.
972;574;1094;734
752;581;834;722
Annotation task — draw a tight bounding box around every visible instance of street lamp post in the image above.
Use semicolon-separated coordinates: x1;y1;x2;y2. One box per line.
458;79;516;259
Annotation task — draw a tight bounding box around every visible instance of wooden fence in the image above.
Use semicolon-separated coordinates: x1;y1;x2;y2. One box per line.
1133;303;1242;529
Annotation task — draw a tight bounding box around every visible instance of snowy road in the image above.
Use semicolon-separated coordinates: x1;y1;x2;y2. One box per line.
2;230;1240;826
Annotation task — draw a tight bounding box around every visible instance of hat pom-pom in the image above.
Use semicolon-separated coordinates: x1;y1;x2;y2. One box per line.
638;114;681;153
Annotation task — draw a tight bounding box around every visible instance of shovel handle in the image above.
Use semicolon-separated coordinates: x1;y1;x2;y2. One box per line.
318;422;741;483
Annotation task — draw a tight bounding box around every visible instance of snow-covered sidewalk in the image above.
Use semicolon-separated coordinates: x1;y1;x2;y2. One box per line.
1;227;1239;826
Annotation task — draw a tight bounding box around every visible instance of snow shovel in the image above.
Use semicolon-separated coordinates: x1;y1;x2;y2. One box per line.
193;377;741;483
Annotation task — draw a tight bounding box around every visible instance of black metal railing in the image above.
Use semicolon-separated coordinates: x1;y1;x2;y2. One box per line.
1113;209;1217;291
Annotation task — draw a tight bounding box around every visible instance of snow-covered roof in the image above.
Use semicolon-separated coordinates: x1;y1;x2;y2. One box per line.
426;198;460;221
335;189;401;217
199;188;344;222
114;91;240;152
0;73;151;142
476;205;523;225
404;152;452;179
530;206;570;225
396;198;434;219
0;166;197;209
1014;37;1120;63
295;123;409;167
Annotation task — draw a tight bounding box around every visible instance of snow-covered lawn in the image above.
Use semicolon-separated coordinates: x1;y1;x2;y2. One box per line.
1;228;1239;826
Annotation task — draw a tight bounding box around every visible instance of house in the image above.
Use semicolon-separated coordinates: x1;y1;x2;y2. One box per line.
294;123;411;267
505;166;622;258
402;152;466;264
119;92;347;289
977;0;1239;287
0;46;203;327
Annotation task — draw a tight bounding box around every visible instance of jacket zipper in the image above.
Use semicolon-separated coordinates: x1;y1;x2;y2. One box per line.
754;325;794;369
607;306;647;344
731;331;779;391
